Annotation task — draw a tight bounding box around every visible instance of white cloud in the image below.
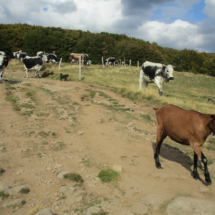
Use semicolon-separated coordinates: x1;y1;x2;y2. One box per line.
204;0;215;20
136;20;205;51
0;0;215;52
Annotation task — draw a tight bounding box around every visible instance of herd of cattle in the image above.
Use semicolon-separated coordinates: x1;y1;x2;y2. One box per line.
0;50;175;96
0;50;176;96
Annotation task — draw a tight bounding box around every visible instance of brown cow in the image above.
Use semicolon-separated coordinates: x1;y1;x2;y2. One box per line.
154;104;215;184
69;53;89;65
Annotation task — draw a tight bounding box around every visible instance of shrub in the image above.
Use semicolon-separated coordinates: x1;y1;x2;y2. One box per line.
98;168;119;182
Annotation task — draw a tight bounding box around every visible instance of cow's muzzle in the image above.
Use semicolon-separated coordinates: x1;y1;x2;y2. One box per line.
168;77;174;80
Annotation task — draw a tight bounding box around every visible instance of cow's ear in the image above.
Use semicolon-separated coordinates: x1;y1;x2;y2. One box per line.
210;115;215;120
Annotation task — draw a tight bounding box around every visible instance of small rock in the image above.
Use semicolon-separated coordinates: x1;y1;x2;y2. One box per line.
1;198;24;208
82;206;101;215
59;185;75;194
142;193;164;209
0;182;10;192
166;196;215;215
125;188;139;198
57;171;70;179
78;131;83;135
35;208;54;215
131;202;148;214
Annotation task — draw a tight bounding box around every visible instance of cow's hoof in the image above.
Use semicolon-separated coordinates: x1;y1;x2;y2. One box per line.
156;163;162;169
205;178;212;185
192;172;199;180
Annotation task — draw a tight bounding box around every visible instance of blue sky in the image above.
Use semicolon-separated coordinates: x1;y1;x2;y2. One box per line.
151;1;207;23
0;0;215;52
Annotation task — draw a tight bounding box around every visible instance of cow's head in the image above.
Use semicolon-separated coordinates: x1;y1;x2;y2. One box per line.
42;54;48;63
164;65;174;81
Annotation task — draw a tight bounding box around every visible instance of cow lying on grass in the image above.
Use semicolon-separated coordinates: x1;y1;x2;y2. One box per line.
154;104;215;185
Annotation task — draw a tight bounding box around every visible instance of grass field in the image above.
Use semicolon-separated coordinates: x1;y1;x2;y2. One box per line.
7;60;215;114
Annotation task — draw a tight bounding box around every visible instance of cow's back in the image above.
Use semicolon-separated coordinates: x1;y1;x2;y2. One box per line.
155;104;210;143
23;57;42;69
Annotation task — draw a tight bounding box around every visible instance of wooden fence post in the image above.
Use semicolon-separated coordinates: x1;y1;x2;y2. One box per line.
79;56;82;80
102;57;104;68
58;58;62;72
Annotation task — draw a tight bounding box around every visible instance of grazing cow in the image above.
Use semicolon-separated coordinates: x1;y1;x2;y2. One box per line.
86;60;92;66
13;50;22;59
19;52;27;61
69;53;89;65
154;104;215;184
139;61;174;96
22;55;48;78
46;53;58;64
105;57;116;66
0;52;9;80
60;73;69;81
37;51;44;57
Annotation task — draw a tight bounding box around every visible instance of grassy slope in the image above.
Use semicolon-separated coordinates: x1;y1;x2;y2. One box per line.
7;60;215;114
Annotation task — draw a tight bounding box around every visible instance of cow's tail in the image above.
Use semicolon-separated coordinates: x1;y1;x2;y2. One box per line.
139;67;143;90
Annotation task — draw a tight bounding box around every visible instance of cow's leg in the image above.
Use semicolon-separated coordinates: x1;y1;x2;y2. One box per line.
154;78;163;96
139;69;144;89
35;70;40;78
25;69;28;78
154;127;167;169
193;146;211;184
0;66;5;80
144;80;148;88
192;152;200;179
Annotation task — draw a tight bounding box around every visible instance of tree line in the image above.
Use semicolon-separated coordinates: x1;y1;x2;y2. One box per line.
1;23;215;76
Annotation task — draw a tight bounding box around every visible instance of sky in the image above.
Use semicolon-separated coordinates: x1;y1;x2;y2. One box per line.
1;0;215;52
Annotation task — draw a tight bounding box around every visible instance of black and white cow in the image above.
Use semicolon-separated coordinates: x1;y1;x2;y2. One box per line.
13;50;22;59
22;55;48;78
37;51;44;57
46;53;58;64
105;57;116;66
0;52;9;81
19;52;27;61
139;61;174;96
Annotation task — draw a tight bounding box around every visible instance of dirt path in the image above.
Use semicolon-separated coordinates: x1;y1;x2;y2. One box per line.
0;69;215;215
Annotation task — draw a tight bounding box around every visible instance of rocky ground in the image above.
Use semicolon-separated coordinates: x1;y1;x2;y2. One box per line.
0;67;215;215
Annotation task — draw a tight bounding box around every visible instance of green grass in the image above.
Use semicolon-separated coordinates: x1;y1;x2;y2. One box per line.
0;191;9;200
97;169;119;183
63;173;84;183
140;114;154;122
7;60;215;114
19;188;30;194
205;138;215;150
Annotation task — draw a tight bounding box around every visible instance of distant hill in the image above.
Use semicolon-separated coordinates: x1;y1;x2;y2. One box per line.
1;23;215;76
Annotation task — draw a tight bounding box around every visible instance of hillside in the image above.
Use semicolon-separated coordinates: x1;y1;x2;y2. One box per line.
0;61;215;215
1;23;215;76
